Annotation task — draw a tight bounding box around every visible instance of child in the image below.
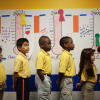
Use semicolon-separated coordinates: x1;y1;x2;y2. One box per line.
12;38;31;100
0;46;7;100
76;48;97;100
57;36;76;100
35;36;52;100
97;47;100;84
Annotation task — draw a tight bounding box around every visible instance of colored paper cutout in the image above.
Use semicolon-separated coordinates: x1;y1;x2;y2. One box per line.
52;15;62;55
0;16;1;33
34;16;39;33
65;14;72;16
14;16;23;55
39;14;46;16
25;31;30;35
58;9;65;21
20;14;26;26
95;33;100;46
2;15;10;17
1;58;6;60
25;15;32;17
73;15;79;32
80;14;87;16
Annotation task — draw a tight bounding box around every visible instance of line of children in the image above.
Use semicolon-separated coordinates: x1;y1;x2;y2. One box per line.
0;36;99;100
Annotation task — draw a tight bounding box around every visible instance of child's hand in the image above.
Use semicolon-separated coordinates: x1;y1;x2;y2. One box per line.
56;79;60;86
12;85;16;91
76;83;80;88
99;80;100;84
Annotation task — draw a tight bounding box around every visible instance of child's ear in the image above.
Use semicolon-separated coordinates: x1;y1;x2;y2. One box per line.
64;43;67;48
40;42;44;48
18;46;21;51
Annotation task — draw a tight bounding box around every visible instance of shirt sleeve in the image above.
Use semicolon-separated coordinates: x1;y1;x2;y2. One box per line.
14;59;22;72
59;58;68;73
35;56;43;70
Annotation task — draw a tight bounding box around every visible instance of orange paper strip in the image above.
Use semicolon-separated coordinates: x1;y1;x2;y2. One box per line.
34;16;39;33
73;15;79;32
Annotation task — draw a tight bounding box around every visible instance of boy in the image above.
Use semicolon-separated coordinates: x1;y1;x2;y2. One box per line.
57;36;76;100
35;36;52;100
12;38;31;100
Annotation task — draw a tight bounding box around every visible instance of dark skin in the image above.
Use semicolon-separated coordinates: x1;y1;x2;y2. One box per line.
76;81;85;89
12;42;29;91
12;72;18;91
57;38;75;86
37;38;51;81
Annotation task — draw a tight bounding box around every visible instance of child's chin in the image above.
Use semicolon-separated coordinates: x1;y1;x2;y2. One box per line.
26;51;29;53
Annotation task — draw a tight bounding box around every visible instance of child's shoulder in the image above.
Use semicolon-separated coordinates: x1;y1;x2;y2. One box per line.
37;50;47;57
60;52;70;60
15;54;24;61
0;62;3;66
61;51;70;56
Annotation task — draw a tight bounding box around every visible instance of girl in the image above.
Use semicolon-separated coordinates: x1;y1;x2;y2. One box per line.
0;46;6;100
76;48;97;100
97;47;100;84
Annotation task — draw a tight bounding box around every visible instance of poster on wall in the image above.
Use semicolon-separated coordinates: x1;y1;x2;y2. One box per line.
0;10;34;59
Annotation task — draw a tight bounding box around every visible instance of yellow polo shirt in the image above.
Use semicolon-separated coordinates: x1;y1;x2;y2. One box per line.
0;62;6;83
81;64;97;83
59;49;76;77
35;49;52;74
14;52;31;78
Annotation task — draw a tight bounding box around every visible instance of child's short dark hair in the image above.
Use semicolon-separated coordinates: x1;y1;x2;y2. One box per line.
60;36;71;48
0;46;2;62
39;36;49;46
17;38;29;49
97;47;100;53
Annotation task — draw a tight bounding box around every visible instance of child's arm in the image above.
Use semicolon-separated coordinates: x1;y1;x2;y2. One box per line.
76;80;85;88
99;78;100;84
57;73;64;86
37;69;45;81
12;72;18;91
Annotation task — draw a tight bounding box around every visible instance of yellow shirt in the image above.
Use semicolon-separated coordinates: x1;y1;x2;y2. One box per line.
59;49;76;77
0;62;6;83
81;64;97;83
35;49;52;74
14;52;31;78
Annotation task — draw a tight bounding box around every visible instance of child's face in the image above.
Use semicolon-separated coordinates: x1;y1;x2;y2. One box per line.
41;38;51;52
18;42;29;55
91;52;95;62
66;38;74;51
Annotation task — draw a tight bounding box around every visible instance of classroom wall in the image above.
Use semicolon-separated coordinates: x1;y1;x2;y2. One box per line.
0;0;100;100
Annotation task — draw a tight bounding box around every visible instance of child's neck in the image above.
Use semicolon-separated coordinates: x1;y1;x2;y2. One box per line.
64;48;70;52
20;51;26;56
41;48;48;52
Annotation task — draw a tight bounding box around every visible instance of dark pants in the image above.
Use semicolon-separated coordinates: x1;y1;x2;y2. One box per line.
16;78;30;100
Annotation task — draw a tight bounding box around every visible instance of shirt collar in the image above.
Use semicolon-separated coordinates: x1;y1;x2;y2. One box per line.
18;52;27;59
40;49;50;56
62;49;72;56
